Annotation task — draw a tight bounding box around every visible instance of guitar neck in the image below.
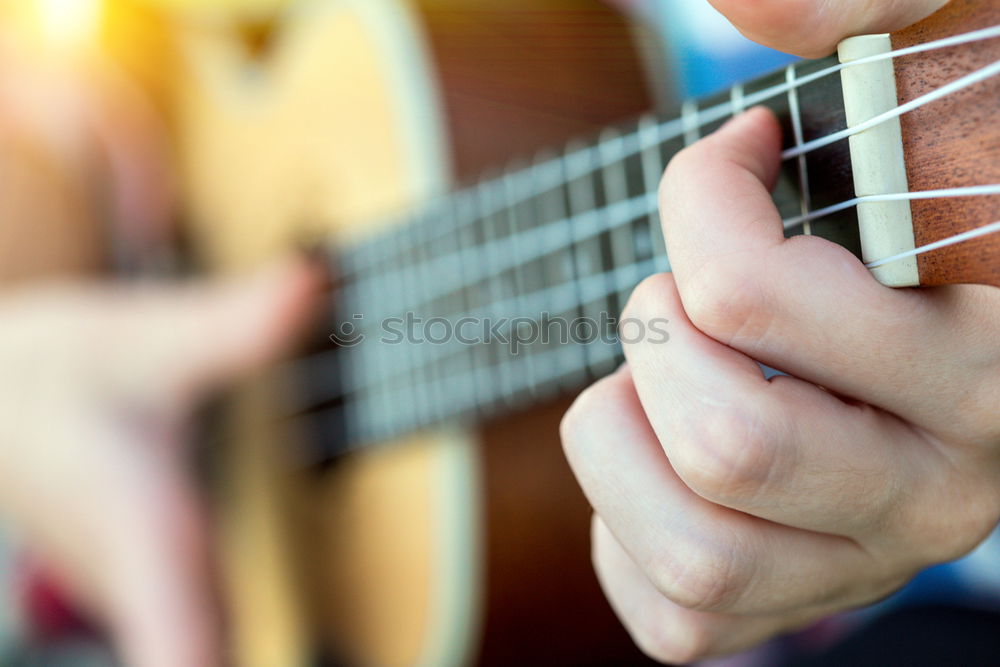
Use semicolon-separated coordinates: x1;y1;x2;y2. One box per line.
292;55;858;457
294;0;1000;457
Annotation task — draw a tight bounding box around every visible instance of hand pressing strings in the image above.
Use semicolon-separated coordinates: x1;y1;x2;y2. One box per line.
562;2;1000;662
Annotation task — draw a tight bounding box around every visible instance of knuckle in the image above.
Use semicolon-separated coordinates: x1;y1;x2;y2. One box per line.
883;463;1000;567
631;613;714;665
680;260;763;343
664;139;714;182
559;395;591;460
660;141;718;207
622;273;673;323
722;0;839;58
560;372;630;459
646;540;748;613
670;409;777;504
659;148;772;345
968;372;1000;443
927;491;1000;564
660;146;692;198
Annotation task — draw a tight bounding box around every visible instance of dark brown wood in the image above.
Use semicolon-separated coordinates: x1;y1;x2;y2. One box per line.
477;399;658;667
416;0;660;178
892;0;1000;287
417;2;658;663
0;116;106;283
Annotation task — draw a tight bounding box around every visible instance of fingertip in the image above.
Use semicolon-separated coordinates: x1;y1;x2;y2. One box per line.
708;0;837;56
219;255;325;365
733;106;782;173
682;106;781;196
260;254;327;342
158;256;325;401
708;0;948;57
721;105;775;130
741;105;781;137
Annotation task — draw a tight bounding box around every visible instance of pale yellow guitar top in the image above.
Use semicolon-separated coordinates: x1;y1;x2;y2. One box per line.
110;0;483;665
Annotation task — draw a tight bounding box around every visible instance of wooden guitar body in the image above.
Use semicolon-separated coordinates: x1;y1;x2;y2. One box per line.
173;3;475;664
94;0;999;664
159;0;654;664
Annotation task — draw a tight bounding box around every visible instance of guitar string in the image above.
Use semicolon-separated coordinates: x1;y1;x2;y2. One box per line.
346;178;1000;326
295;27;1000;421
348;49;1000;309
295;186;1000;408
339;24;1000;278
292;325;626;458
783;184;1000;230
291;257;656;408
351;210;1000;435
866;220;1000;269
355;327;625;443
307;212;1000;433
786;62;813;236
782;56;1000;159
347;193;657;322
362;24;1000;254
317;214;1000;440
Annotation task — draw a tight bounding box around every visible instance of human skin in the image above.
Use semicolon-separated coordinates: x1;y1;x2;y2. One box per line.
0;263;319;667
562;0;1000;662
0;1;979;665
0;42;321;666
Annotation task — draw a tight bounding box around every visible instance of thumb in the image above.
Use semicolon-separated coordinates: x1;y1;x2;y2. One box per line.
104;257;323;408
707;0;949;57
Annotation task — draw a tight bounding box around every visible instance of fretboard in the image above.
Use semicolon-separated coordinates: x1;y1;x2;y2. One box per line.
292;55;860;460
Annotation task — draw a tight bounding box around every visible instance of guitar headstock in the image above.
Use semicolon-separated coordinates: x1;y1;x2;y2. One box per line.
853;0;1000;287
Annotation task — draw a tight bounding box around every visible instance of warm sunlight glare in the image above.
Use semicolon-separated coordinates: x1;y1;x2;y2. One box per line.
38;0;102;47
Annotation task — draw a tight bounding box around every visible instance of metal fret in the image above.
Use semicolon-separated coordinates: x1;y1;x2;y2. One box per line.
393;225;422;433
298;55;858;455
730;82;746;114
786;62;814;235
412;197;475;422
638;114;670;272
681;99;702;146
502;167;539;398
457;191;491;414
434;195;478;420
535;151;588;392
345;257;375;444
332;55;862;276
566;141;617;379
599;127;640;314
385;226;414;434
337;257;659;413
366;235;395;442
418;207;455;422
371;226;407;322
432;321;626;416
477;179;517;411
401;222;428;430
453;191;491;414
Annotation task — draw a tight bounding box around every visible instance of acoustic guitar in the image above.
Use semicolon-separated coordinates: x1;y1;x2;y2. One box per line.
55;0;1000;664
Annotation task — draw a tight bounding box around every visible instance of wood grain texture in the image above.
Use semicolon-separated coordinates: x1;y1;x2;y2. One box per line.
891;0;1000;287
417;0;658;178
